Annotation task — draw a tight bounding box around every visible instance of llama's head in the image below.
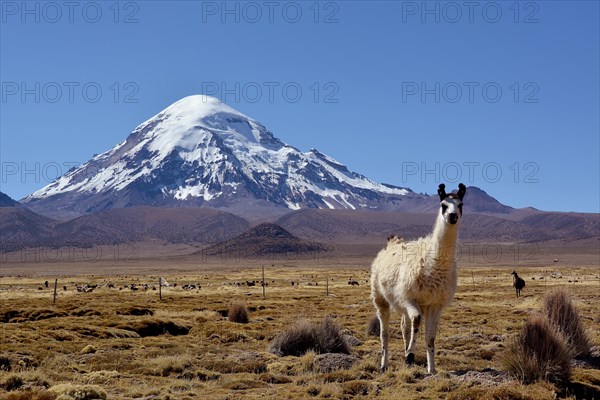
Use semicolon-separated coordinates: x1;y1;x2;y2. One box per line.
511;270;518;277
437;183;466;225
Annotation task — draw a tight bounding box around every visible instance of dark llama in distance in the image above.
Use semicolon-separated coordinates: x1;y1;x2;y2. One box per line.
511;270;526;298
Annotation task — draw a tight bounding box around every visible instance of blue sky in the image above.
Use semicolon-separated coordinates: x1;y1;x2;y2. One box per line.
1;1;598;212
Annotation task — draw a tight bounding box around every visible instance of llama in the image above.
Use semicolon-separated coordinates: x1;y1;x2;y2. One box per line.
371;183;466;374
511;271;525;298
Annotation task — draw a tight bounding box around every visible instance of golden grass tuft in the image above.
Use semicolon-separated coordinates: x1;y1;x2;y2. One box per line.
48;383;107;400
541;289;591;358
268;316;350;356
80;345;97;354
82;370;119;385
227;303;249;324
342;380;371;396
501;314;572;384
146;354;195;377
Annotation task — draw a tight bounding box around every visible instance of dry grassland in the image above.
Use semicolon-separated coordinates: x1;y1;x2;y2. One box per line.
1;258;599;399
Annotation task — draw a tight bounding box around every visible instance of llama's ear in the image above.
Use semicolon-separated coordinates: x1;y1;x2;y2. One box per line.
437;184;447;201
457;183;466;200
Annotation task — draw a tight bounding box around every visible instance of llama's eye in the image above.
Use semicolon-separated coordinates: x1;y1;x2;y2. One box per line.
441;204;448;213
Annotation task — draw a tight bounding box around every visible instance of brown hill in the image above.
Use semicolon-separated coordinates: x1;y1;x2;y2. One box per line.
275;209;431;243
53;206;250;247
200;223;331;258
0;207;56;252
0;206;251;252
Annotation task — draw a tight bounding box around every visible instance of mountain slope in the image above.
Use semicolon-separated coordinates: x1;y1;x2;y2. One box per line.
53;207;250;247
0;207;56;252
23;95;411;218
276;209;599;244
199;223;330;257
0;206;251;252
0;192;19;207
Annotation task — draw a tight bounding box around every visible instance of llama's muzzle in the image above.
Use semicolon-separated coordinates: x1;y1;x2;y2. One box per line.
448;213;459;224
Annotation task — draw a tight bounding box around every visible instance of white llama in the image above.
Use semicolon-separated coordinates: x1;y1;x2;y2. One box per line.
371;183;466;374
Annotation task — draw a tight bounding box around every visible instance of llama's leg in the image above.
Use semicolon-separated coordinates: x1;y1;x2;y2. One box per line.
400;310;411;353
404;301;421;365
374;295;391;372
424;308;442;374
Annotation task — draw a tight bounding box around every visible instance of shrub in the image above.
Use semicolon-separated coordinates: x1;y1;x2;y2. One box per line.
2;374;24;391
83;370;119;385
268;316;350;356
114;319;190;337
541;290;591;358
367;315;380;337
343;380;371;396
0;355;12;371
501;314;572;384
228;303;249;324
149;355;194;377
49;383;107;400
195;368;221;381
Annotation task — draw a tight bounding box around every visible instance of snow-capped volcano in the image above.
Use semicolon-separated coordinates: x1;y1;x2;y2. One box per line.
24;95;411;216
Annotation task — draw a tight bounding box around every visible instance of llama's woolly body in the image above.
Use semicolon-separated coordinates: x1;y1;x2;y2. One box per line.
372;234;457;310
371;183;466;375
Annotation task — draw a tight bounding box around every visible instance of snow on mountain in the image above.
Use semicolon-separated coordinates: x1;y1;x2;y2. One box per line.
24;95;411;216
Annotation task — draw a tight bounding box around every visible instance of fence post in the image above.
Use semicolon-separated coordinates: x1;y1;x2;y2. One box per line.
159;277;162;301
326;272;329;297
53;278;58;304
262;265;266;299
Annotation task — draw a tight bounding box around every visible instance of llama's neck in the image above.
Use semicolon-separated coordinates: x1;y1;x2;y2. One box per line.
430;213;459;267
